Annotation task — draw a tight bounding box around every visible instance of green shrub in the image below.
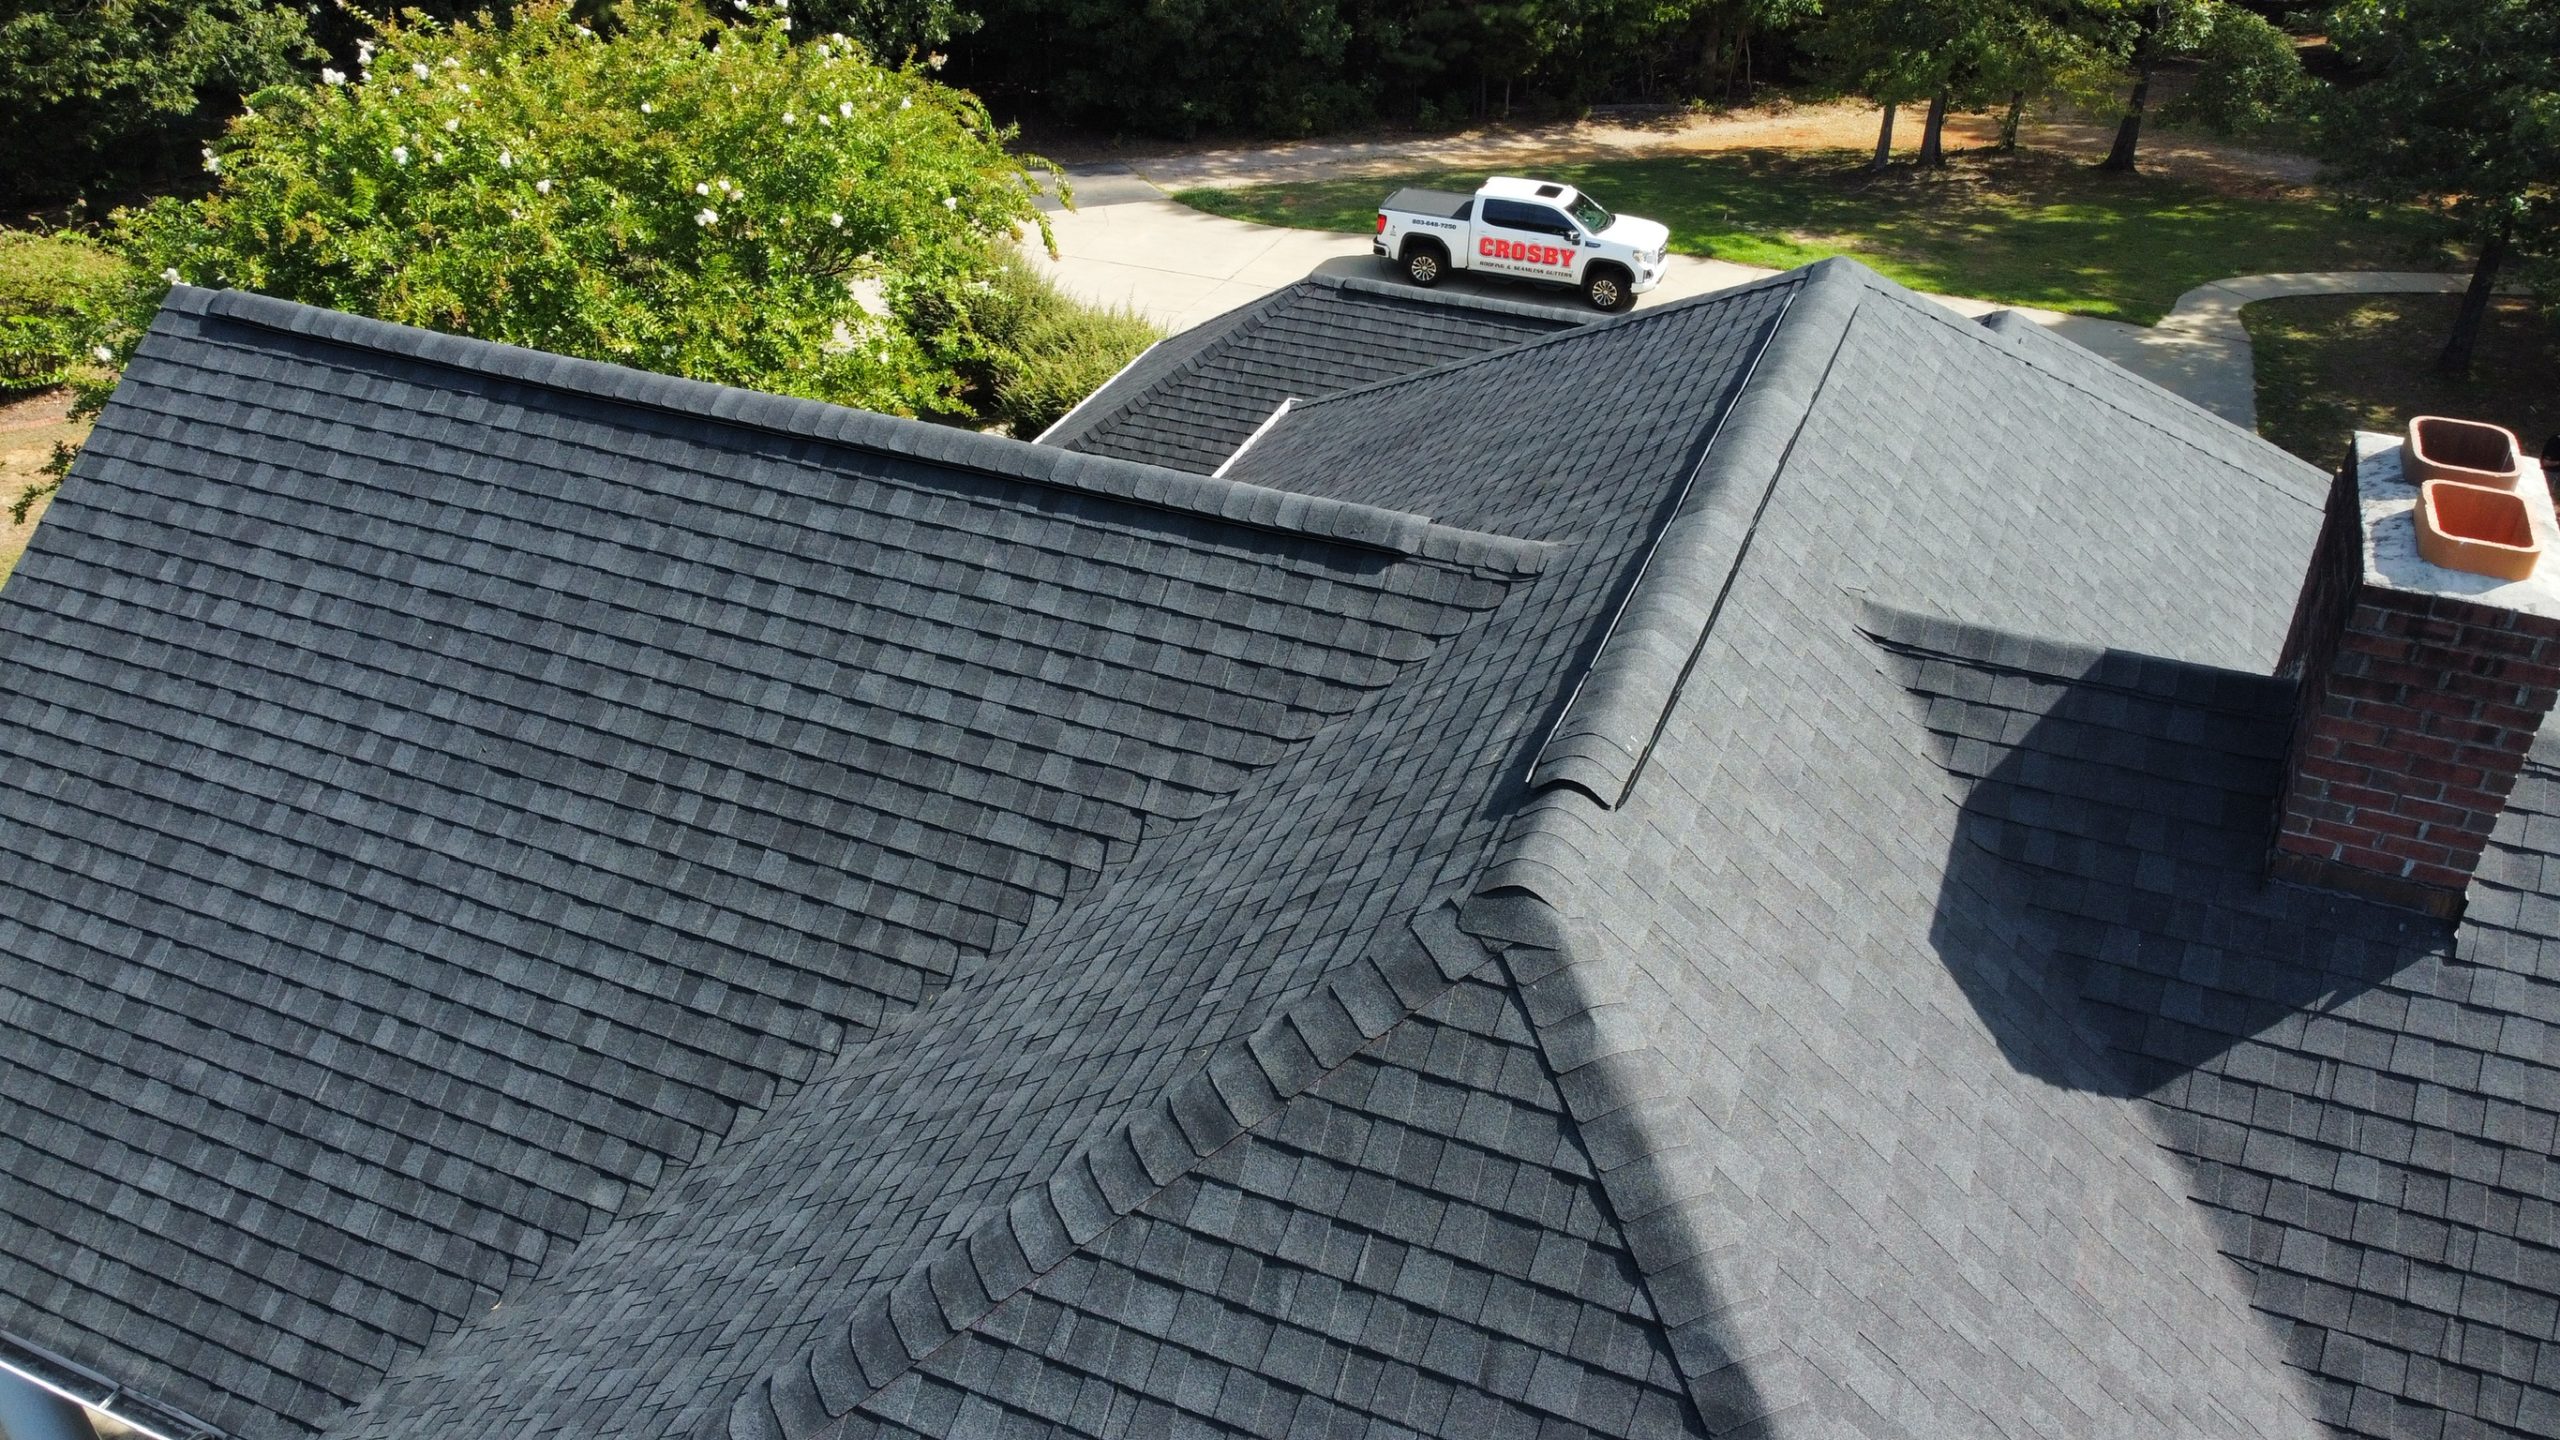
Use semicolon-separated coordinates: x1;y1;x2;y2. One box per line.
0;231;135;393
939;257;1158;436
118;0;1058;418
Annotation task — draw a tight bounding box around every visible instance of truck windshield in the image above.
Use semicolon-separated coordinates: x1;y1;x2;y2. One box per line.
1567;193;1613;233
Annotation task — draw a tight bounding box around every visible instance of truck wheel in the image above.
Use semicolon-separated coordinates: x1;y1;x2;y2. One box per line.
1402;242;1447;288
1583;265;1634;313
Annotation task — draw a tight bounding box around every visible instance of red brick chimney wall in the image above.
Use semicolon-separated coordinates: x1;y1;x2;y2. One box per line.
2272;462;2560;918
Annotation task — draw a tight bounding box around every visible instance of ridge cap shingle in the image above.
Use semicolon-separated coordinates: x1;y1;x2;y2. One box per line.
1279;264;1822;418
714;899;1504;1440
189;286;1548;574
1527;260;1865;805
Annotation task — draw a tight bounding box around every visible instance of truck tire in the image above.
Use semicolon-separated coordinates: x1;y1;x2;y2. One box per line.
1583;264;1634;313
1401;240;1448;288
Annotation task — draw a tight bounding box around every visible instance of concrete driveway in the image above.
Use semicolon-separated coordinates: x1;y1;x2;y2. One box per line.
1022;186;2090;337
1021;167;2481;430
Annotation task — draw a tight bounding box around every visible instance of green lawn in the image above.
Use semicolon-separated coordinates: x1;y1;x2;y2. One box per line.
1176;148;2447;325
2248;293;2558;469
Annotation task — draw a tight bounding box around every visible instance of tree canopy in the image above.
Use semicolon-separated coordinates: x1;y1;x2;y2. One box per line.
2320;0;2559;372
0;0;319;202
116;0;1057;417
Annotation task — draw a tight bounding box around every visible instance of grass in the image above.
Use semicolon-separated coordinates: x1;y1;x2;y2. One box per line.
0;391;83;592
2248;294;2559;469
1175;148;2447;324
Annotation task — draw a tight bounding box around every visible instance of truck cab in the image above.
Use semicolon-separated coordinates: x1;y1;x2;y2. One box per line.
1375;176;1671;312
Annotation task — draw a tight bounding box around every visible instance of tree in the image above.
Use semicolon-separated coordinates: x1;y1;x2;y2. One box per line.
0;0;319;203
1806;0;1969;170
2095;0;2208;172
112;0;1059;419
2321;0;2560;375
2158;4;2310;137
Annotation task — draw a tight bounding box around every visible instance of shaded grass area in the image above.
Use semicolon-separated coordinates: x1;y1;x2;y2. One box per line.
1176;148;2445;324
2249;294;2559;469
0;390;81;592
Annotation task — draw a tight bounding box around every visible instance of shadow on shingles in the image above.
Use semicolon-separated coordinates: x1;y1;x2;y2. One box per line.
1916;644;2449;1100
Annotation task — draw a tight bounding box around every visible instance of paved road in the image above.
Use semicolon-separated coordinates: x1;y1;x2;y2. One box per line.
1023;166;2480;430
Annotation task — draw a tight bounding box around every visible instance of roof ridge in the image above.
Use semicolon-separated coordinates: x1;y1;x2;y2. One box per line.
182;286;1550;577
717;900;1505;1440
1450;883;1811;1435
1324;271;1602;326
1968;309;2327;509
1279;264;1818;417
1527;260;1868;805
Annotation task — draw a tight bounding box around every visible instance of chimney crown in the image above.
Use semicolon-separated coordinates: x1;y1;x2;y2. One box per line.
2272;430;2560;918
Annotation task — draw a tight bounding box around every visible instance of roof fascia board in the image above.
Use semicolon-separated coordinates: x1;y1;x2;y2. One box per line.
175;288;1545;574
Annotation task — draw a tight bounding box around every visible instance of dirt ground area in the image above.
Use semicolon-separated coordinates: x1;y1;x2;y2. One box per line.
1034;97;2318;201
0;387;79;592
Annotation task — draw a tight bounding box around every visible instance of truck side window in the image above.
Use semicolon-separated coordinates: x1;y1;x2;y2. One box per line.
1484;200;1548;233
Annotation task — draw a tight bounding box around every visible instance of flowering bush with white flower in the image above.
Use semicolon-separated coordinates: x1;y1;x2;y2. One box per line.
114;0;1061;417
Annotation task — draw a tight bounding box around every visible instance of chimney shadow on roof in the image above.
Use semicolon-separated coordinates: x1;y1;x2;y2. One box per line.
1916;649;2452;1101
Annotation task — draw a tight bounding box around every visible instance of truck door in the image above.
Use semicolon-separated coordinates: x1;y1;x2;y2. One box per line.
1475;200;1582;281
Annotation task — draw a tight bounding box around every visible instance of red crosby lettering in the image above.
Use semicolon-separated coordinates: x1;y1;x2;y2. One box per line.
1477;237;1578;267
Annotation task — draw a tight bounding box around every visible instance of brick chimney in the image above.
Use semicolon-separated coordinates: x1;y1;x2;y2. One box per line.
2271;430;2560;919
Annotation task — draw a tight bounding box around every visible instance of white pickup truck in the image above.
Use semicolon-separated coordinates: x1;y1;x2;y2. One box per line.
1374;176;1671;312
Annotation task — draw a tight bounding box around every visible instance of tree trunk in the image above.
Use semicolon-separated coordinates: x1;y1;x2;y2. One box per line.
1999;91;2023;151
1871;103;1897;171
2102;62;2153;172
1918;94;1950;168
2438;225;2511;378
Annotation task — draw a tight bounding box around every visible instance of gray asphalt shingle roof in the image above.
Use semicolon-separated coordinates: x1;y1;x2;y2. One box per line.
1041;275;1585;474
2;256;2553;1440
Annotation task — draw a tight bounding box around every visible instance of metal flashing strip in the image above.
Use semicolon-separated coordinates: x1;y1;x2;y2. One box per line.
1210;397;1294;480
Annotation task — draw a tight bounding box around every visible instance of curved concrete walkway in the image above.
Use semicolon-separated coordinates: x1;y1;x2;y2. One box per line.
1023;178;2478;430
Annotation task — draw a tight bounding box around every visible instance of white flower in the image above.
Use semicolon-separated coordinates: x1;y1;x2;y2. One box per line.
357;39;376;61
161;268;181;285
716;178;732;193
942;195;957;209
818;114;832;126
499;148;512;168
696;208;719;225
928;52;947;69
776;0;789;9
641;102;655;114
92;345;114;363
392;145;409;164
536;178;552;194
456;82;470;94
321;67;347;85
443;117;460;132
413;62;430;79
780;17;791;29
201;146;220;173
829;212;843;227
781;111;794;125
442;56;460;69
575;24;593;37
839;101;854;117
695;182;710;195
508;208;523;220
900;96;913;110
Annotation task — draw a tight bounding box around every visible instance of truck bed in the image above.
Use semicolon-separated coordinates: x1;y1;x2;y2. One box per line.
1381;187;1473;220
